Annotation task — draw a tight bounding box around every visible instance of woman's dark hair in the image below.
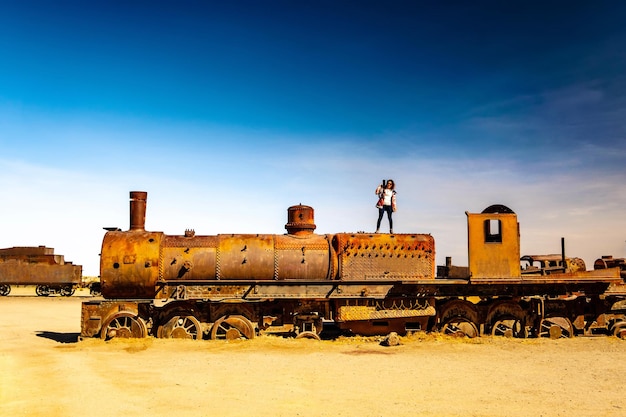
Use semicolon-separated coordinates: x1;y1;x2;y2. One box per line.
386;179;395;190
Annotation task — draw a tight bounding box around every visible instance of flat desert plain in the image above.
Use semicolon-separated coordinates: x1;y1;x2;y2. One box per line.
1;287;626;417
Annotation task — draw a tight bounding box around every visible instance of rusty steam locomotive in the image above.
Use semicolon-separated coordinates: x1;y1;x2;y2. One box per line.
80;192;626;341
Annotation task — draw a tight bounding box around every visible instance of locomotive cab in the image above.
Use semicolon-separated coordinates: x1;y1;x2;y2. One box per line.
466;204;520;279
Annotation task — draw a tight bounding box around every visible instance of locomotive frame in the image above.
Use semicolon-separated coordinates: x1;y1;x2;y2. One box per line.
80;192;626;341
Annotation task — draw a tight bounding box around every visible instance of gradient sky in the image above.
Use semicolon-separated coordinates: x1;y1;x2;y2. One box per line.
1;1;625;276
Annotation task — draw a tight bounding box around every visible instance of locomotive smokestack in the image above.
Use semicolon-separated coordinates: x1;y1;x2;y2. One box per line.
129;191;147;231
285;204;316;236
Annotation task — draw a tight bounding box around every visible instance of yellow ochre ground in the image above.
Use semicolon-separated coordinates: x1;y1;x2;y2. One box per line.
1;287;625;417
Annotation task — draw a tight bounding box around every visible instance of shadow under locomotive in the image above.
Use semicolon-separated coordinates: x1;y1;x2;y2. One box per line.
80;192;626;342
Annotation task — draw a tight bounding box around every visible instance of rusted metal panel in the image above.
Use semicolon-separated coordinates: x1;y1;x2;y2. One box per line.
161;235;218;281
336;302;436;321
471;267;622;285
467;209;521;279
157;283;252;300
100;231;162;299
274;234;334;280
158;233;335;282
521;254;586;275
0;246;82;285
333;233;435;281
80;300;141;338
216;234;275;279
156;281;395;300
595;256;626;279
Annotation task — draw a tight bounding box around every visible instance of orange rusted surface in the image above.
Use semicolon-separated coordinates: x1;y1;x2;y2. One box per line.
467;205;520;279
0;246;82;286
333;233;435;281
100;230;163;299
595;255;626;279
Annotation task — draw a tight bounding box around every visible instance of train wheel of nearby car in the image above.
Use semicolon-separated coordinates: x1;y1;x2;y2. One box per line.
491;318;527;338
295;331;321;340
441;318;479;338
100;313;148;340
158;315;203;340
35;285;50;296
89;283;102;296
60;286;75;297
0;284;10;296
539;317;574;339
210;315;255;340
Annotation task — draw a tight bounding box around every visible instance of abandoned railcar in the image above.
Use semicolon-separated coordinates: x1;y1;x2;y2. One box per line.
80;192;626;341
0;246;82;297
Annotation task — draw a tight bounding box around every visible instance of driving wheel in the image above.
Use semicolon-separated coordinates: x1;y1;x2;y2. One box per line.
442;318;479;338
539;317;573;339
101;313;148;340
210;315;255;340
158;315;203;340
491;318;526;338
295;331;321;340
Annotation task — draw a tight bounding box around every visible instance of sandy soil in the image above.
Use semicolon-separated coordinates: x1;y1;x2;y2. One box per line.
1;287;625;417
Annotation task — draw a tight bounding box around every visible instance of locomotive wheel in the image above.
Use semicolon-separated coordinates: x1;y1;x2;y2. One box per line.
100;313;148;340
441;318;479;338
611;322;626;339
158;315;203;340
60;286;75;297
539;317;574;339
0;284;10;296
491;318;527;338
210;315;255;340
89;283;102;296
36;285;50;297
295;331;321;341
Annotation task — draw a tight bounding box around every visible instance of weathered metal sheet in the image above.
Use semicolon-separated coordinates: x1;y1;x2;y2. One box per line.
0;246;82;285
156;281;395;300
100;231;162;299
274;234;334;280
80;300;141;338
333;233;435;281
467;210;521;279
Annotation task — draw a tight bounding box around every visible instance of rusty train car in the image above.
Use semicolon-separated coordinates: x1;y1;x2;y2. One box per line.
80;192;626;341
594;256;626;280
0;246;82;296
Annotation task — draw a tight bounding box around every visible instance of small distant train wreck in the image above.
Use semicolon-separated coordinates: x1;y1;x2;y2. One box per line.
0;246;82;296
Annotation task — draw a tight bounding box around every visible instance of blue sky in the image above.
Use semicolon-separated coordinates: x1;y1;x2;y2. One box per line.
1;1;625;276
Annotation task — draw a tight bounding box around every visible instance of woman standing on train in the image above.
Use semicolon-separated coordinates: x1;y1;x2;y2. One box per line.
375;179;396;233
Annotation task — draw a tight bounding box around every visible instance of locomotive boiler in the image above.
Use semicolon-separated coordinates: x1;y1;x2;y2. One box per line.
81;192;626;341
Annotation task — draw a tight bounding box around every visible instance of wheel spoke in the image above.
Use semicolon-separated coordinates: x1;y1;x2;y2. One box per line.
159;315;203;339
211;315;255;340
442;318;478;338
101;314;147;340
539;317;573;339
491;318;526;338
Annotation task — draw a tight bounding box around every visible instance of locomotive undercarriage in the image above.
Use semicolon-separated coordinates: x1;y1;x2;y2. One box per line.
80;280;626;341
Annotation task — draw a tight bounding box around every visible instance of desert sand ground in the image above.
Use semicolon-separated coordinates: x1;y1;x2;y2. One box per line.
1;287;625;417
